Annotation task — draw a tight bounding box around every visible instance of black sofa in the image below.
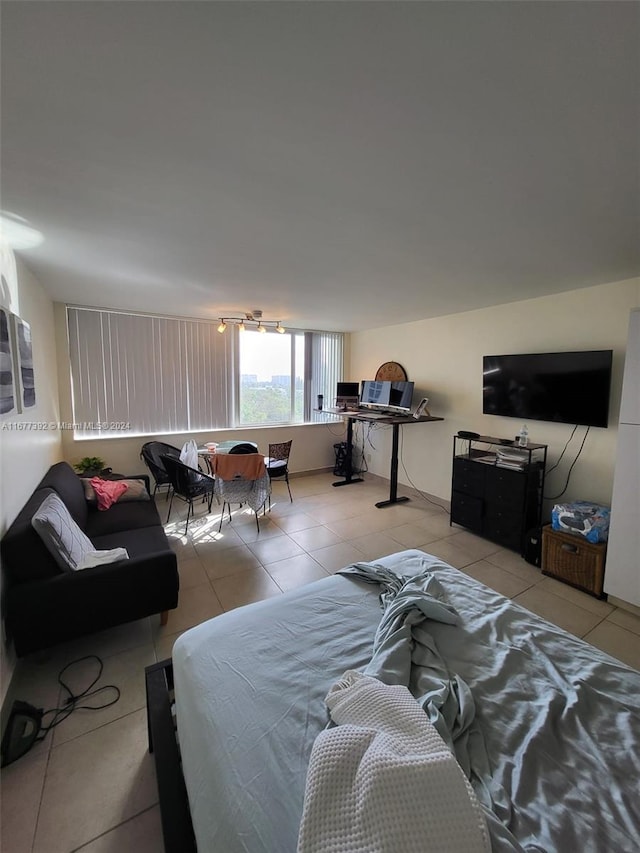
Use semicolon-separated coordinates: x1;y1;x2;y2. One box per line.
1;461;179;656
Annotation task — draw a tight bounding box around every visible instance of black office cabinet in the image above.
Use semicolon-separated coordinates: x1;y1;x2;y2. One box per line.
450;435;547;554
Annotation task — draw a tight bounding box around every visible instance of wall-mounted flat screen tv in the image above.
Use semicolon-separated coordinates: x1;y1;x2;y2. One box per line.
482;351;613;428
360;380;414;413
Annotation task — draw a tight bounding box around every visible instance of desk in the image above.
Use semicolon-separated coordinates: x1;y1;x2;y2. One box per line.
327;410;444;508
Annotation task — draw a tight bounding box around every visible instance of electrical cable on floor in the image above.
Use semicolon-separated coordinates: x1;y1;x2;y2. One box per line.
36;655;121;740
544;426;590;501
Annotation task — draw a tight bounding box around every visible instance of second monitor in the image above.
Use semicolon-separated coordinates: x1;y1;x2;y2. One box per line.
360;380;414;414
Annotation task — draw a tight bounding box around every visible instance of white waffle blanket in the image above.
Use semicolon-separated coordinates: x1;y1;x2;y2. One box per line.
297;671;491;853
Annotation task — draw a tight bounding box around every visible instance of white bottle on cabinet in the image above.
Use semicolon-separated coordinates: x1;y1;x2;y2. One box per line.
604;308;640;608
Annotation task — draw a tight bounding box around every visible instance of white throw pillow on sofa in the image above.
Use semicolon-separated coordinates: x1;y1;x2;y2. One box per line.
32;493;95;572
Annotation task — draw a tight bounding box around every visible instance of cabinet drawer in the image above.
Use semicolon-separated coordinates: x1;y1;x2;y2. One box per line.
452;459;485;497
484;467;526;503
451;492;483;531
483;514;522;551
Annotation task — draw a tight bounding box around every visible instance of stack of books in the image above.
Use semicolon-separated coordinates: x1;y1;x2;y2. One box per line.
496;448;529;471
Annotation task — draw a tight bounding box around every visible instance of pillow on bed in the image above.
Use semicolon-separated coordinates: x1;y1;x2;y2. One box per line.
32;492;95;572
82;477;150;506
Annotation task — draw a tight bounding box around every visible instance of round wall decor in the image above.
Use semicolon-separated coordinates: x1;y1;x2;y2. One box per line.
375;361;408;381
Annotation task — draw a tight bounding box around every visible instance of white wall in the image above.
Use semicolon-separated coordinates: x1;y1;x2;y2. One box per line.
1;252;62;704
350;278;640;514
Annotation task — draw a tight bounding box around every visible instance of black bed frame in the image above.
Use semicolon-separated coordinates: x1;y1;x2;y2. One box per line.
145;659;197;852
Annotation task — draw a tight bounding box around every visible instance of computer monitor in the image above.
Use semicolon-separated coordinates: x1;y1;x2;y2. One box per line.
336;382;360;408
360;380;414;413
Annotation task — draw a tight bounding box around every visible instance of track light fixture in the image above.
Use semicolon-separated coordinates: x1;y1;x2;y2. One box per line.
216;311;286;334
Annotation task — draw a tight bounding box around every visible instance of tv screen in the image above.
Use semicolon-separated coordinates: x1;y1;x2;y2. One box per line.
360;380;414;412
482;351;613;428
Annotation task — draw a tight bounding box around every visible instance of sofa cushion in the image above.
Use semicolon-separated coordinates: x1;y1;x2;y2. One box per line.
32;493;95;572
85;498;162;538
37;462;88;529
1;488;63;582
91;524;173;559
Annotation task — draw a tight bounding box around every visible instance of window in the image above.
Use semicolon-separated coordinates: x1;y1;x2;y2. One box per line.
67;307;344;437
238;329;303;425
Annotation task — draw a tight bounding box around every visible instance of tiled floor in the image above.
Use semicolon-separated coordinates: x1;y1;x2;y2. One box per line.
2;471;639;852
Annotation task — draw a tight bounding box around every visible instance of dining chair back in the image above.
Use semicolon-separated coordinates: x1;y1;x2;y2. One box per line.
161;454;215;535
228;443;259;455
211;453;270;533
140;441;181;498
265;440;293;503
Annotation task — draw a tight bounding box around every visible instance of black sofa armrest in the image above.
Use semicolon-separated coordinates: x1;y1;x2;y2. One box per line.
7;550;179;656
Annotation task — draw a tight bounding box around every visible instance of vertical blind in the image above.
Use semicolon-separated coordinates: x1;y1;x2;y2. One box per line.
67;308;235;437
67;308;344;437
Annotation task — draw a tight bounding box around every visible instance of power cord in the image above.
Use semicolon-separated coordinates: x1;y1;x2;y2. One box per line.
545;424;579;477
36;655;121;740
396;425;449;514
544;426;590;501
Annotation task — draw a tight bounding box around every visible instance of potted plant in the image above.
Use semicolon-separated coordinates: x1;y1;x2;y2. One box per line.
74;456;108;477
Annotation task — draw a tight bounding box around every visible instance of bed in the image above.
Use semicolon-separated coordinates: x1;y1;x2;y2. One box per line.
146;549;640;852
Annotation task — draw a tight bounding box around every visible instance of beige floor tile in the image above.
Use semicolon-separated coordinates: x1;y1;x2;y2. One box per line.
349;532;407;561
444;530;503;560
484;549;543;584
327;511;386;540
75;805;164;852
33;710;157;853
52;644;156;747
272;511;321;534
212;566;283;611
0;748;48;853
369;503;434;528
201;543;263;580
582;621;640;671
248;534;305;565
192;525;245;557
154;630;185;663
416;513;458;539
513;586;603;638
177;555;208;589
309;542;366;573
385;522;443;549
460;560;535;599
233;514;287;543
422;538;482;569
155;582;223;636
265;554;329;592
607;606;640;637
536;575;615;617
45;618;154;668
289;525;344;551
311;502;362;524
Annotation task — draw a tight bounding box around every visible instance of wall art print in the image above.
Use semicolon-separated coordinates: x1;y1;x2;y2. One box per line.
12;313;35;409
0;306;17;415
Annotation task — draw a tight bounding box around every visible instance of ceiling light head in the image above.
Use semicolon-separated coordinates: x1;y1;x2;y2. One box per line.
217;320;227;333
276;322;285;333
258;322;267;333
238;320;245;332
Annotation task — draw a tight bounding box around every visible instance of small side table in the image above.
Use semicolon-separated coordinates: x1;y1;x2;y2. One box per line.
541;525;607;598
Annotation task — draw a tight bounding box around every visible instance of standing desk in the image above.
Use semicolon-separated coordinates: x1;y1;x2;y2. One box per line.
328;410;444;508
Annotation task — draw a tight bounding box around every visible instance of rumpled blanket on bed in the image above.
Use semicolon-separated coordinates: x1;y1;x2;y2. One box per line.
297;670;491;853
333;560;526;852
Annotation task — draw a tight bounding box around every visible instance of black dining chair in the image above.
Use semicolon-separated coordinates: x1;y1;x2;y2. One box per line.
161;455;216;535
265;440;293;506
140;441;181;498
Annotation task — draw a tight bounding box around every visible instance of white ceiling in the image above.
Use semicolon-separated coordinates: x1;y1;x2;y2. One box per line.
2;1;638;332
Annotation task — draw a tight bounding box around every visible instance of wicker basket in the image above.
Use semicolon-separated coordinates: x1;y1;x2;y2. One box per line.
541;526;607;598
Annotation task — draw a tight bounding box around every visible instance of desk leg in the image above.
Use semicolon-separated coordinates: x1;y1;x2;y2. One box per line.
375;422;409;508
333;416;363;487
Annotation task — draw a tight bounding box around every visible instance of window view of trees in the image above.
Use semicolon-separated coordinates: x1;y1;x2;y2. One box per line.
239;331;304;425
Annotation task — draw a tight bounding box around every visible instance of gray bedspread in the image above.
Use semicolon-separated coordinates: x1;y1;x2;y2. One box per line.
173;549;640;852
